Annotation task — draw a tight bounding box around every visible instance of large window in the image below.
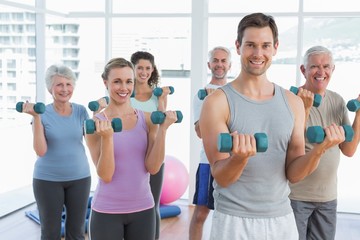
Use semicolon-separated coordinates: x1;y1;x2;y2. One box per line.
113;0;191;14
301;17;360;213
0;0;359;214
208;16;299;89
111;17;191;177
0;4;37;194
209;0;297;13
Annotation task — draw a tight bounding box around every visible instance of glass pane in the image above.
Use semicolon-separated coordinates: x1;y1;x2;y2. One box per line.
209;0;298;13
5;0;35;7
304;0;360;12
46;0;105;13
0;4;37;194
44;16;106;190
113;0;191;13
111;18;191;194
303;17;360;213
302;17;360;88
70;18;106;108
111;18;191;71
208;16;298;89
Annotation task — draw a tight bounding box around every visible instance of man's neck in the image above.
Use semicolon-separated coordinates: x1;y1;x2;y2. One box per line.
232;73;274;100
209;78;227;86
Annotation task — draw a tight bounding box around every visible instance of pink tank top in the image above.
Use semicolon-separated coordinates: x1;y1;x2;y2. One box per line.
91;109;154;213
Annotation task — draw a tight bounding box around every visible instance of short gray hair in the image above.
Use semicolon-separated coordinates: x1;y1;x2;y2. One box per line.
208;46;231;62
45;64;76;92
303;46;334;67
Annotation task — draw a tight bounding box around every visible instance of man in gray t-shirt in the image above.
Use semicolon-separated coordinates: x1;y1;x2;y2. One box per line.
289;45;360;240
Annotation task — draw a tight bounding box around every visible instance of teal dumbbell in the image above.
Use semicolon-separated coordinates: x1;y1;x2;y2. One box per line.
306;125;354;143
197;89;207;100
84;118;122;134
347;99;360;112
131;87;174;98
290;86;322;107
88;96;109;112
153;86;174;97
150;111;183;124
16;101;45;114
217;132;268;153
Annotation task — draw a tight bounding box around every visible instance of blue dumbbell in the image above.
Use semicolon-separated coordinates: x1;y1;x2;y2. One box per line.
290;86;322;107
84;118;122;134
150;111;183;124
88;96;109;112
197;89;207;100
217;132;268;153
16;101;45;114
347;99;360;112
153;86;174;97
306;125;354;143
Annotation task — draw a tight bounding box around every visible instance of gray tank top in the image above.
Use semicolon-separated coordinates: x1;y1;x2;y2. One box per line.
215;83;294;218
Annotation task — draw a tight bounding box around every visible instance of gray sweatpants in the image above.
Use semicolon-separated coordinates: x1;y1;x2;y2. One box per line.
291;199;337;240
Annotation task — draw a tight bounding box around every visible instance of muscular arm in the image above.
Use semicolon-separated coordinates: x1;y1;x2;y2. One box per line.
157;86;172;111
297;87;315;126
145;110;177;174
340;99;360;156
285;91;346;183
21;102;47;157
199;90;255;187
85;119;115;183
32;114;47;156
193;87;218;139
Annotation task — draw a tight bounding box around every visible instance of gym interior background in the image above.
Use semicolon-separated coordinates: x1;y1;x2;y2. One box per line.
0;0;360;216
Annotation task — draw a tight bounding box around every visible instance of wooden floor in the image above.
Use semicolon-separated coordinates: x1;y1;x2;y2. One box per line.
1;200;360;240
0;199;211;240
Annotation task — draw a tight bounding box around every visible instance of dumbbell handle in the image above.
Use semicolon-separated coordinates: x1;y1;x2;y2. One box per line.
347;99;360;112
16;102;45;114
88;96;109;112
153;86;174;97
306;125;354;143
290;86;322;107
84;118;122;134
217;132;268;153
150;111;183;124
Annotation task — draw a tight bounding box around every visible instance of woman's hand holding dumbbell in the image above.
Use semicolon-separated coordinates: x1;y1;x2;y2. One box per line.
150;110;182;129
16;101;45;115
84;118;122;135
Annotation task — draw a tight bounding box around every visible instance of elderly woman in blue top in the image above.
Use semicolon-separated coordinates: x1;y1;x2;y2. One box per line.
21;64;91;240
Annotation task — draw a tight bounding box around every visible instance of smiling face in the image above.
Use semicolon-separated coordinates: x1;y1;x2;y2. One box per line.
104;66;134;103
50;75;74;103
208;49;231;80
301;53;335;95
236;26;278;77
134;59;154;85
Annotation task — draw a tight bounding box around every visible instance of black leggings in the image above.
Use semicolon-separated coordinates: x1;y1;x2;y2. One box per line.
150;163;164;239
89;207;155;240
33;177;91;240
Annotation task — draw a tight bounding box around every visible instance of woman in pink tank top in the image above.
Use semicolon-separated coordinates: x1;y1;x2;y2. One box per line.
85;57;178;240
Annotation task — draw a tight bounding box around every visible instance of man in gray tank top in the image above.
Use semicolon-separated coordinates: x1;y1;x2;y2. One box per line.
289;46;360;240
199;13;347;240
